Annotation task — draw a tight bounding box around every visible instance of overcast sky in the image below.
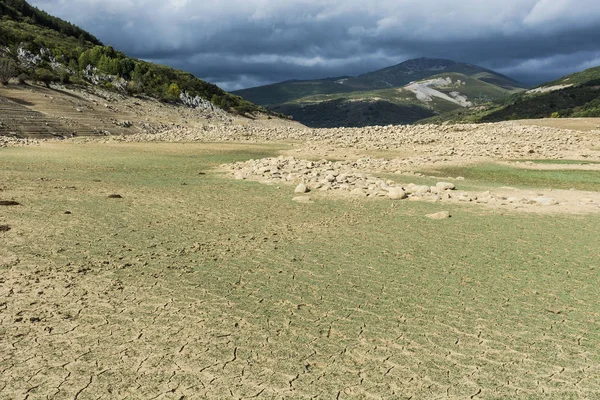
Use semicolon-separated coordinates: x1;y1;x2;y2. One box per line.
30;0;600;91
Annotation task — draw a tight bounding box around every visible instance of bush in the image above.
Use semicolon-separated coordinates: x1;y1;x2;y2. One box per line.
60;71;71;84
33;68;58;87
17;73;29;84
550;111;561;118
0;58;17;84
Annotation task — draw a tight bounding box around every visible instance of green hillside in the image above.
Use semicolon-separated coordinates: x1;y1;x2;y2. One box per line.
0;0;270;116
423;66;600;124
267;72;523;128
232;77;357;107
233;58;525;127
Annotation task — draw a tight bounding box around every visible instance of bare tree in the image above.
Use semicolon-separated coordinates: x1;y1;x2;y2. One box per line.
0;58;17;85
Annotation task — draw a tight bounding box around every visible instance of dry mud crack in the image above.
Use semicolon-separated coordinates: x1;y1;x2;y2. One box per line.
2;119;600;399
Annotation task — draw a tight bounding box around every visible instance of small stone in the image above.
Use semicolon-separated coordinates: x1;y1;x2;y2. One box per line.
436;182;456;191
294;183;309;194
534;197;557;206
292;196;312;203
350;188;367;197
0;201;21;206
414;185;431;195
388;187;407;200
426;211;451;220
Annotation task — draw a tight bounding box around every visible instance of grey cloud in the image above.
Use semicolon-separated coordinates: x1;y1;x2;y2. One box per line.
29;0;600;90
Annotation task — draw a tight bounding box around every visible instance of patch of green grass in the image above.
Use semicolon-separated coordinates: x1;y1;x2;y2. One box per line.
421;163;600;191
518;159;600;165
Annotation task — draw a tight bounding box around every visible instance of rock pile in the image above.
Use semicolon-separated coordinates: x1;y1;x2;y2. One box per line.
226;156;600;213
0;136;40;147
227;156;462;202
109;121;600;163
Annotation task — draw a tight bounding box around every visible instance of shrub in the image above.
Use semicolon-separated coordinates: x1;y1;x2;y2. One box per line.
0;58;17;84
17;73;29;84
33;68;57;87
550;111;561;118
60;71;71;84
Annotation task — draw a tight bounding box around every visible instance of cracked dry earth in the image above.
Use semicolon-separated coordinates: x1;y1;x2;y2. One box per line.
1;125;600;399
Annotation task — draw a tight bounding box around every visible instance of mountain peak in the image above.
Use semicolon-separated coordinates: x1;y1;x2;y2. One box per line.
396;57;458;70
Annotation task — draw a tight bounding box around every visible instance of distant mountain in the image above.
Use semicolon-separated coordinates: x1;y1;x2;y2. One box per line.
233;58;525;128
0;0;271;117
423;65;600;124
339;57;522;90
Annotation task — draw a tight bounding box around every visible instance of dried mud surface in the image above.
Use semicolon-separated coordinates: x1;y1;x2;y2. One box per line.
2;117;600;399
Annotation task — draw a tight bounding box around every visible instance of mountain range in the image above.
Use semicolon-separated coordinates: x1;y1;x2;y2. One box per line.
233;58;526;127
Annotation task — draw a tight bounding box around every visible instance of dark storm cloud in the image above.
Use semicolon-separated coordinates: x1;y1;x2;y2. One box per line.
29;0;600;90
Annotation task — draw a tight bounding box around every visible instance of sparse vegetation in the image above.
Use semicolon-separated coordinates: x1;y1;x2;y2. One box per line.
0;0;277;117
2;140;600;398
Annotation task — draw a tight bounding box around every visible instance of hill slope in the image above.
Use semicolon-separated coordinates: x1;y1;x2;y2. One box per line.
266;72;523;128
0;0;272;119
233;58;525;127
423;66;600;124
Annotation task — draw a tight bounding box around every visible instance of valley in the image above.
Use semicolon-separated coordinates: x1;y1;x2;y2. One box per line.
2;0;600;398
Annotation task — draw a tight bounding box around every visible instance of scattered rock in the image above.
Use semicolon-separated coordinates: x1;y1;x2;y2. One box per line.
436;182;456;191
387;187;408;200
292;196;313;203
107;194;123;199
534;197;557;206
426;211;451;220
294;183;309;194
0;201;21;206
350;188;367;197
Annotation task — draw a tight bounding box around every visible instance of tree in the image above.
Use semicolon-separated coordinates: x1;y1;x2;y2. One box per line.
118;58;135;79
165;83;180;101
78;51;92;70
0;58;17;84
